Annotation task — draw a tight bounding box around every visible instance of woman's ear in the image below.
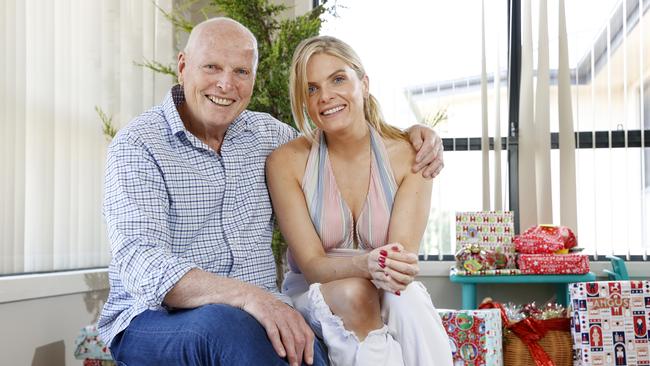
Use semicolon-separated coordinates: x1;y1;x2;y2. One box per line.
362;75;369;98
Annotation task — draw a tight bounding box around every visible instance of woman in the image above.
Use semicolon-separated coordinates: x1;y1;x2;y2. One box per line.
266;35;452;366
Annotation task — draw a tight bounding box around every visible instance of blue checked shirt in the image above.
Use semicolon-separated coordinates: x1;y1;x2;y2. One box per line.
98;85;298;345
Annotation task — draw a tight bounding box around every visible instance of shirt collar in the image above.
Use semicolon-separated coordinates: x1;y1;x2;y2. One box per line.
164;84;189;137
164;84;250;142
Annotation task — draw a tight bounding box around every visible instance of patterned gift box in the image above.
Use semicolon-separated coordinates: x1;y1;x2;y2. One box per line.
456;212;515;253
438;308;503;366
83;360;115;366
570;281;650;366
514;225;577;254
517;254;590;275
74;324;114;361
451;267;522;277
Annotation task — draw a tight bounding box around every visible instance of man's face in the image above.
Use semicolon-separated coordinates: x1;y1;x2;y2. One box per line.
177;30;256;131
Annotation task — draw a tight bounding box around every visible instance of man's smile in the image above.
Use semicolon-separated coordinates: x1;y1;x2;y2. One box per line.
207;95;235;106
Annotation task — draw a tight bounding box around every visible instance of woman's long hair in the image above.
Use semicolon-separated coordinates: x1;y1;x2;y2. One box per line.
289;35;407;142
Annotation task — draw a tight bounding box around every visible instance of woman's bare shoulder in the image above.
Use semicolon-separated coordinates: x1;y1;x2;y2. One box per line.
384;137;417;183
267;135;312;174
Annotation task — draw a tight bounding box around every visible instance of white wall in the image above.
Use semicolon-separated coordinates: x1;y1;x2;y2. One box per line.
2;261;646;366
0;290;108;366
0;270;555;366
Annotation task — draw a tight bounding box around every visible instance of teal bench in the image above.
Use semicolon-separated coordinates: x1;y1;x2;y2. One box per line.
449;270;597;309
602;255;630;280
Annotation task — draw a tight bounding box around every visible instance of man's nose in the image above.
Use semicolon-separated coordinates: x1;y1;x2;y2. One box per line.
216;73;234;91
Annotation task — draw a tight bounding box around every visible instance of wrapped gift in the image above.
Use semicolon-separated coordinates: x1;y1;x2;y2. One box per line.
74;324;113;361
514;225;577;254
480;300;572;366
456;244;497;272
83;360;115;366
456;212;516;272
570;281;650;366
438;308;503;366
456;212;515;253
517;254;589;274
451;267;522;277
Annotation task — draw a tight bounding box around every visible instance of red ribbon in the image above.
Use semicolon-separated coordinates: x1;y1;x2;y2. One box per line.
508;317;570;366
479;301;570;366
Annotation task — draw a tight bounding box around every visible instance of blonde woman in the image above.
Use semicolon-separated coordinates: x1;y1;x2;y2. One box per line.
266;36;452;366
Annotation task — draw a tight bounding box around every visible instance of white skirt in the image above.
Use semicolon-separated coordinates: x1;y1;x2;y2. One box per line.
282;272;453;366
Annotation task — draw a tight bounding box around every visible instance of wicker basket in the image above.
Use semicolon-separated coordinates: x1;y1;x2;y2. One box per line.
503;329;573;366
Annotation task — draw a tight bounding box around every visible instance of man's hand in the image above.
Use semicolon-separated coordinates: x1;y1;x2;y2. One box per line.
407;125;444;179
242;287;315;366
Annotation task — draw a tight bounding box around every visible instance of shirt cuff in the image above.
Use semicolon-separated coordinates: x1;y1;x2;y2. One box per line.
152;258;199;308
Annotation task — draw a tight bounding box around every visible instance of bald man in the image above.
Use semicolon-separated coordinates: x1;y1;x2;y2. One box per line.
98;17;443;366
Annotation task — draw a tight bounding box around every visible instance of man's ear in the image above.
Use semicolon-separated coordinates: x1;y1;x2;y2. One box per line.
177;52;186;85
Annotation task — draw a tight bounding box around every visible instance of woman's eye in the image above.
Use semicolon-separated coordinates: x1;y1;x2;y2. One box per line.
334;76;345;84
308;85;317;95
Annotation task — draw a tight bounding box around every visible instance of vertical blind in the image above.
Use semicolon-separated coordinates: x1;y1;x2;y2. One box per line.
0;0;175;274
404;0;649;259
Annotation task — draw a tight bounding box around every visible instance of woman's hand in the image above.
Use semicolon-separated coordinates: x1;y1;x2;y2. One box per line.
367;243;419;295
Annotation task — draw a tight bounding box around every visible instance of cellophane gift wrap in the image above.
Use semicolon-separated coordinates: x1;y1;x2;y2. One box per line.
480;300;572;366
438;308;503;366
570;281;650;366
455;212;516;273
517;253;590;275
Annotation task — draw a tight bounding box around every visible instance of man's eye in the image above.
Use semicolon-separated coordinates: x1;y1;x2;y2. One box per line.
236;69;250;76
308;85;317;95
203;65;217;72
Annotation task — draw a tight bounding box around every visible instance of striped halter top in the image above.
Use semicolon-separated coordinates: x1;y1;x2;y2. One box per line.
287;126;398;273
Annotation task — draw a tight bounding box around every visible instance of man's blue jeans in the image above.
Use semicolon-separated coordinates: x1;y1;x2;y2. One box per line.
109;304;329;365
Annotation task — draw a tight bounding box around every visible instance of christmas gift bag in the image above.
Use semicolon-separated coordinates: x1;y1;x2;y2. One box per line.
570;280;650;366
438;308;504;366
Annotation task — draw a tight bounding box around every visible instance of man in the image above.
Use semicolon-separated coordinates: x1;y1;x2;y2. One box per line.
99;17;444;366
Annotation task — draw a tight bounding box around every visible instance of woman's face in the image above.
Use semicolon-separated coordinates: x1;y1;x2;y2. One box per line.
305;53;368;133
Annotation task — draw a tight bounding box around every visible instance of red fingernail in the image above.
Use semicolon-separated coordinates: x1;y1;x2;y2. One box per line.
380;249;388;257
379;262;386;268
391;246;400;252
385;272;389;277
378;256;386;263
395;291;401;296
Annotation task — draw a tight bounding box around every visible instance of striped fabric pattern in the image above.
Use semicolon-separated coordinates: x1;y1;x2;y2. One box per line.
300;126;397;254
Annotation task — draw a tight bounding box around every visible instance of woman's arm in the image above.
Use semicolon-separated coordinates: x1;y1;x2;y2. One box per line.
382;141;434;285
266;140;371;284
387;164;433;253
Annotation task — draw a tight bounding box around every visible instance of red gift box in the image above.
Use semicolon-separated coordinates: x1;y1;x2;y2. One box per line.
517;254;589;274
514;225;577;254
438;309;503;365
83;360;115;366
